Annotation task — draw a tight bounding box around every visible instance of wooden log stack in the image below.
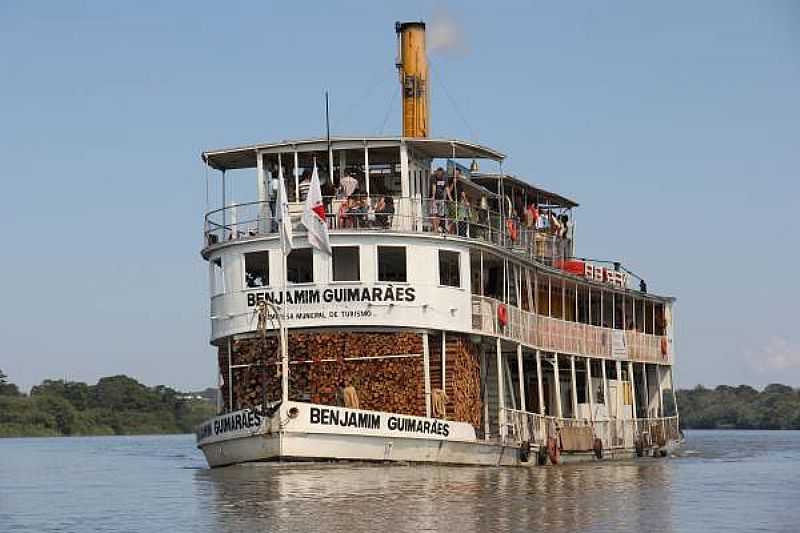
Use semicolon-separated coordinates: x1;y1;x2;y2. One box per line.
217;331;483;431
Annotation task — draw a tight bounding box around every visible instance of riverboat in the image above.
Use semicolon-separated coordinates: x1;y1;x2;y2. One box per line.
196;21;681;468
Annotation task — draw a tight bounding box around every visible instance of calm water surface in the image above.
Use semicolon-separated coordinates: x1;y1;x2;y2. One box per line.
1;430;798;532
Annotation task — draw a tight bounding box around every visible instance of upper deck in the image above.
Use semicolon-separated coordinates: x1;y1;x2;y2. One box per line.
202;137;577;268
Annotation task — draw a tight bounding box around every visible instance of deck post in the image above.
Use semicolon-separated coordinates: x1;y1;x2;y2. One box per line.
423;332;432;417
627;361;637;420
227;336;233;411
570;355;578;418
496;338;506;438
482;347;490;437
601;359;609;416
293;149;300;201
364;143;370;200
586;357;594;417
553;353;563;419
657;364;665;417
536;350;545;415
517;344;526;412
442;332;447;390
642;362;650;418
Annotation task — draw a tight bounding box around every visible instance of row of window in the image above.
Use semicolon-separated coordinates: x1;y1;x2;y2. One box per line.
212;246;462;293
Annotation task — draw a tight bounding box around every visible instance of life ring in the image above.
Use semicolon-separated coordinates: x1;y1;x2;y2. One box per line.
497;304;509;327
660;337;668;357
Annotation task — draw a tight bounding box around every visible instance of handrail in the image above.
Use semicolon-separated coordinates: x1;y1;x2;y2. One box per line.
502;408;679;450
472;295;671;363
202;196;572;266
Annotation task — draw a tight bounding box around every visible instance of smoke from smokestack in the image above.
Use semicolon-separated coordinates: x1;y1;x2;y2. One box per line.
428;6;468;55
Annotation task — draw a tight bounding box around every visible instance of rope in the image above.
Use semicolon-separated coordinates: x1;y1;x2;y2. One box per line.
378;83;399;135
428;57;477;140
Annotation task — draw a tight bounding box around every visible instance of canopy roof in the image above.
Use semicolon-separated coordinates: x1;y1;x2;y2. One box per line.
202;137;505;171
470;172;579;209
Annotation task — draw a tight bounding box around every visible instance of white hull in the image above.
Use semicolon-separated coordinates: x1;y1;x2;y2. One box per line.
196;403;676;468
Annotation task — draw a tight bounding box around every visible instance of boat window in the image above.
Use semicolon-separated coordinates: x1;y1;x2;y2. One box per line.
551;278;563;320
287;248;313;283
507;263;519;307
624;296;634;330
210;258;224;296
577;284;589;324
536;273;550;316
520;269;531;311
635;298;645;332
644;301;653;334
439;250;461;288
654;303;665;335
613;293;624;330
602;291;613;328
332;246;360;282
470;251;481;295
564;281;577;322
244;251;269;288
377;246;406;282
589;288;601;326
482;253;504;300
576;370;587;403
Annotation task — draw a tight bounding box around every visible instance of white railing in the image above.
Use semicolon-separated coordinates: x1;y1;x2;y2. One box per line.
502;409;679;451
472;295;670;363
203;197;571;266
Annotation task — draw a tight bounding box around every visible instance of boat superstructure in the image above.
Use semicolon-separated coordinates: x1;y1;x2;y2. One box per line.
195;21;681;468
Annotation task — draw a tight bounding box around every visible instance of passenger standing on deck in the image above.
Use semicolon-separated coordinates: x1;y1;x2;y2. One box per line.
298;169;312;202
339;172;359;198
430;167;447;232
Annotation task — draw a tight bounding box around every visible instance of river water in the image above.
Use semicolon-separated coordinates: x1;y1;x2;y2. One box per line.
1;430;798;532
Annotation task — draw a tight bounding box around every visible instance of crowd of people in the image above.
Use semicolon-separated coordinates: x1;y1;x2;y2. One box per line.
260;162;571;248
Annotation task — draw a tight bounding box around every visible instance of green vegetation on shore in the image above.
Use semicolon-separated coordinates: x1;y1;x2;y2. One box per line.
0;370;216;437
2;370;799;436
676;384;800;430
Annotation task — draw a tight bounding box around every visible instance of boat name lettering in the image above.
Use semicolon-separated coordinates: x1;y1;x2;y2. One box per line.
308;407;450;437
246;287;416;307
196;410;262;441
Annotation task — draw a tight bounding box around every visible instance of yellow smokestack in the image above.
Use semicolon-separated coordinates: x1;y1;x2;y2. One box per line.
395;21;429;138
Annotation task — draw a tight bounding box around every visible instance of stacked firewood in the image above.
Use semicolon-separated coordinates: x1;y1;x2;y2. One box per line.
217;331;482;430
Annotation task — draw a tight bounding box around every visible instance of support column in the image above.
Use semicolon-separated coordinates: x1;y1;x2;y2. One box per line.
586;357;594;419
293;149;300;201
441;332;447;390
496;338;506;438
481;347;490;437
570;355;578;419
642;362;650;418
536;349;545;416
627;361;637;420
227;336;233;412
553;354;563;419
423;333;431;417
517;344;526;412
657;365;665;417
601;359;609;416
615;360;623;420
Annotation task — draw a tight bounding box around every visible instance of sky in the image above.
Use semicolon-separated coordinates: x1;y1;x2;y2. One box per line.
1;1;798;391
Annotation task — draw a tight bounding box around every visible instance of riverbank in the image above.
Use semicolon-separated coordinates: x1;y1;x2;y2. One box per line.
0;373;215;438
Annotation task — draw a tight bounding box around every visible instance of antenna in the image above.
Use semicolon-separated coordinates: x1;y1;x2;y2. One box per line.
325;91;334;187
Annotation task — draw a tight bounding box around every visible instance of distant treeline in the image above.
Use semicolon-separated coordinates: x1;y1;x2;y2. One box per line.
676;384;800;430
2;370;799;436
0;369;216;437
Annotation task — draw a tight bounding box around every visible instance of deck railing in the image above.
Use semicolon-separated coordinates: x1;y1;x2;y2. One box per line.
204;197;571;265
472;295;671;363
502;408;679;451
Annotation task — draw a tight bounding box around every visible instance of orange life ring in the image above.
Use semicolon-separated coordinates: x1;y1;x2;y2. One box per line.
660;337;668;356
497;304;509;327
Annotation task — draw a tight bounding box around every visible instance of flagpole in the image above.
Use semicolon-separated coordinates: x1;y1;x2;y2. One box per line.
278;153;289;406
326;91;334;189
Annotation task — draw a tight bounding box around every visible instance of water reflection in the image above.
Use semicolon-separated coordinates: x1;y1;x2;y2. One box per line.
195;459;674;533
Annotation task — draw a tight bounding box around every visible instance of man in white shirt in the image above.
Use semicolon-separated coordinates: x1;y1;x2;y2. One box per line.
339;173;359;198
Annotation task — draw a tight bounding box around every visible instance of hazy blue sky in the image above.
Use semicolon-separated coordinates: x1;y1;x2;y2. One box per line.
1;1;798;391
